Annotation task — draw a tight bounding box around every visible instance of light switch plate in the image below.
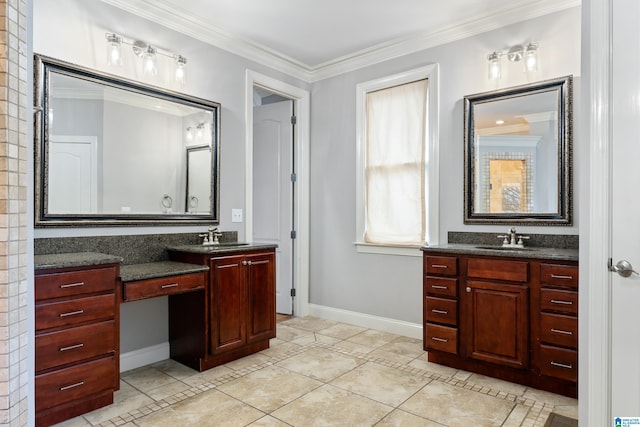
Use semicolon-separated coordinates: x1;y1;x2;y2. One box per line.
231;209;243;223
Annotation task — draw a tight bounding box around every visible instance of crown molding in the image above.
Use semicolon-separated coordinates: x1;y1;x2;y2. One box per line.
100;0;580;83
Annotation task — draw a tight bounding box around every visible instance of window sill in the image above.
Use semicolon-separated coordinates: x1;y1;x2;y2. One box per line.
354;242;424;257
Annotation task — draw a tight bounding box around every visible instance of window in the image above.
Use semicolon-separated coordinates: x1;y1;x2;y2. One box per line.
355;65;439;256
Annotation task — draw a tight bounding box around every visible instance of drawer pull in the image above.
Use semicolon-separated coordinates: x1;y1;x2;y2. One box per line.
431;309;449;315
431;264;448;269
59;343;84;352
550;274;573;280
60;281;85;289
550;328;573;335
550;361;573;369
59;381;84;391
550;299;573;305
431;337;449;343
160;283;179;289
59;310;84;317
431;285;448;290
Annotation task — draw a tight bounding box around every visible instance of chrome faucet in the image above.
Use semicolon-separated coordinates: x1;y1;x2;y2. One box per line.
497;227;530;248
200;226;222;246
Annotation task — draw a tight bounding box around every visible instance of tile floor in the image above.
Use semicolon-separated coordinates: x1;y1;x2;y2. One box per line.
54;316;578;427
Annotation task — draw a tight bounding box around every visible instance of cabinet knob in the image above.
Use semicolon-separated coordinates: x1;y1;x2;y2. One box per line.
242;260;247;266
466;286;471;293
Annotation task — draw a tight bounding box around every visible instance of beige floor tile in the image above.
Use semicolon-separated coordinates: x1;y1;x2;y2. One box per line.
276;324;315;342
258;341;303;359
144;378;193;401
276;347;366;382
552;404;579;420
347;329;400;348
248;415;293;426
468;373;528;395
523;388;578;407
135;389;264;427
368;347;417;365
122;366;177;392
375;409;446;426
271;384;393;426
376;336;425;359
332;339;377;354
400;380;515;427
501;403;532;427
290;331;341;346
330;361;431;406
316;322;367;339
224;352;273;371
218;365;323;412
82;383;154;425
182;364;235;387
51;416;92;427
280;316;338;332
150;358;199;381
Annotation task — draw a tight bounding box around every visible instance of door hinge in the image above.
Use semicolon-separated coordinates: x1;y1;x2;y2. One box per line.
290;288;296;297
291;115;297;125
290;173;297;182
290;230;297;239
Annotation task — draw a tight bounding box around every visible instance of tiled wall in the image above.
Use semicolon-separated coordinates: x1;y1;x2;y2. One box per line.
0;0;28;424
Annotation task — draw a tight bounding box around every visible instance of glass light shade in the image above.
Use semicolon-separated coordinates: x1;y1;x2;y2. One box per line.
105;34;122;67
186;127;193;140
487;52;501;80
525;44;538;72
174;55;187;85
143;47;157;76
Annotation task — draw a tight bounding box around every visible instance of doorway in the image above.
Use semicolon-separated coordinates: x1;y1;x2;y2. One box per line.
245;70;310;318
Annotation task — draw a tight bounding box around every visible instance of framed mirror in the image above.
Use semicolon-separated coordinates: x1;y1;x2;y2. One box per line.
463;76;573;225
34;54;221;227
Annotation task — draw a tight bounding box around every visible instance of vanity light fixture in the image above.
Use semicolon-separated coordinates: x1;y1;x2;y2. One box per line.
186;127;193;141
104;32;187;86
487;42;539;80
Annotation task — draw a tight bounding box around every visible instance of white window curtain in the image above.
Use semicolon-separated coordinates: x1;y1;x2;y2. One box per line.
364;79;428;245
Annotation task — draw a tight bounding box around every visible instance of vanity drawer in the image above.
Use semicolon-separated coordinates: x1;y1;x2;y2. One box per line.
35;321;115;372
540;288;578;315
424;277;458;297
35;294;115;331
540;264;578;289
540;313;578;349
425;323;457;354
467;258;528;283
425;296;457;326
35;267;118;301
123;272;206;302
424;256;458;276
539;345;578;382
35;355;117;412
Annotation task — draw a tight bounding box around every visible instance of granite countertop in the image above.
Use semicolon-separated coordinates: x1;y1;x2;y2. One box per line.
120;261;209;282
421;243;579;261
166;243;278;255
34;252;123;270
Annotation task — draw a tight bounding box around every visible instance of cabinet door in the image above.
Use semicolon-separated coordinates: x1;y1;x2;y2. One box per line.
246;252;276;343
210;255;246;354
465;280;529;369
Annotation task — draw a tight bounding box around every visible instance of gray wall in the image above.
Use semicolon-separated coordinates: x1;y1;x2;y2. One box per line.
32;0;581;350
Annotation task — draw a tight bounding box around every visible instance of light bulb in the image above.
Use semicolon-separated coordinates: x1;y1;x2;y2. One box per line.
105;33;122;67
143;46;157;76
525;43;538;72
174;55;187;85
487;52;501;80
186;127;193;141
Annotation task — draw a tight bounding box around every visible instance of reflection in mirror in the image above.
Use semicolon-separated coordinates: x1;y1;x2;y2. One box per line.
34;54;220;226
186;145;212;213
463;76;572;225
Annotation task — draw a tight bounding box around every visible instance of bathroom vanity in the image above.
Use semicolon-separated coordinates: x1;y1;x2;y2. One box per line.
422;244;578;397
34;240;276;426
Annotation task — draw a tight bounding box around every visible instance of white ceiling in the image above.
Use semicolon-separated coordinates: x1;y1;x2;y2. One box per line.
100;0;580;81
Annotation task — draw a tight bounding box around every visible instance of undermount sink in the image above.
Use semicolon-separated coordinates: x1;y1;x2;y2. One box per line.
475;245;539;252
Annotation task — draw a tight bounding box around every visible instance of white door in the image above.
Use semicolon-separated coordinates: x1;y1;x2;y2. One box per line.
253;100;294;314
49;135;98;213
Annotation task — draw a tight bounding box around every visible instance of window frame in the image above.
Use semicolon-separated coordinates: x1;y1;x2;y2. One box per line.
355;64;440;256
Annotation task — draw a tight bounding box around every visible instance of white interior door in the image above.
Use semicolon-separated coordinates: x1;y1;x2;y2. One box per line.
49;135;98;213
611;0;640;420
253;100;294;314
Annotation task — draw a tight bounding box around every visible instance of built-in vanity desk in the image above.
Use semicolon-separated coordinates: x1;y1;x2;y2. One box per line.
34;241;277;426
421;243;579;398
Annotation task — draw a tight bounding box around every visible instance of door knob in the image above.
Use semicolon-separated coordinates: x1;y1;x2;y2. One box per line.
609;259;639;277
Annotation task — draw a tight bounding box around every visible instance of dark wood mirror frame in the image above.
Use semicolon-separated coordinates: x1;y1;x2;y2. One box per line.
34;54;221;227
463;76;573;225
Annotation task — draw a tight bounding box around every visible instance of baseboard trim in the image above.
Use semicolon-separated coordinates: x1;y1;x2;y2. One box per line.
120;342;170;372
307;304;423;339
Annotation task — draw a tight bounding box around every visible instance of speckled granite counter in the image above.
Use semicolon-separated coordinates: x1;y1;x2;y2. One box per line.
34;252;123;270
167;243;278;255
120;261;209;282
421;243;578;261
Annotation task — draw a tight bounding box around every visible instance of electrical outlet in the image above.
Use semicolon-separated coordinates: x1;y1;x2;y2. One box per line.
231;209;243;223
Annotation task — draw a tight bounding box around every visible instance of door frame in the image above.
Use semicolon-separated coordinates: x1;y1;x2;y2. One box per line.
245;70;310;317
583;0;612;425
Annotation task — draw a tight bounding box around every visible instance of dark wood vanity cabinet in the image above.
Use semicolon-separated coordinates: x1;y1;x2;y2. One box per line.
169;248;276;370
423;252;578;397
35;263;120;427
